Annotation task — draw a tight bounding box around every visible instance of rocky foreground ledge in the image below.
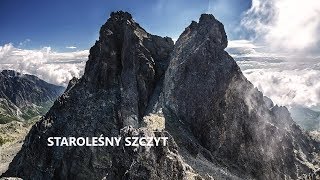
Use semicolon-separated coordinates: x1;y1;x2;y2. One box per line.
2;11;319;180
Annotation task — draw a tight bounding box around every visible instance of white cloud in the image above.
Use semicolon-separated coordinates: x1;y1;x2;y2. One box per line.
237;57;320;108
238;0;320;108
241;0;320;54
227;40;266;57
0;43;89;86
66;46;77;49
228;40;259;49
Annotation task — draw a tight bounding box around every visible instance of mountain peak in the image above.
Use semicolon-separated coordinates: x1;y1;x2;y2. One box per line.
176;13;228;50
198;13;228;49
109;11;133;22
83;11;174;126
199;13;216;23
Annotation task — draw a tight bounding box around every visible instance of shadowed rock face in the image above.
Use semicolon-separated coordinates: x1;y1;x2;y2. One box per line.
163;14;319;179
3;11;319;180
84;11;173;127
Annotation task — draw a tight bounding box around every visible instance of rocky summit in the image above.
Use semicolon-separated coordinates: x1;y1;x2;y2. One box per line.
3;11;320;180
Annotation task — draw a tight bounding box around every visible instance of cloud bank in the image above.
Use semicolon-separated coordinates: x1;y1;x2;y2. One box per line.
234;0;320;108
237;57;320;108
0;43;88;86
227;40;267;57
241;0;320;54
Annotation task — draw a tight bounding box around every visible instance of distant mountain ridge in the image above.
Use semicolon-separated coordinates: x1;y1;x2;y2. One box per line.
290;106;320;131
0;70;65;123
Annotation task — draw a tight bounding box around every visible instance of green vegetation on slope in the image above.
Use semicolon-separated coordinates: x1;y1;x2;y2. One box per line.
0;101;54;124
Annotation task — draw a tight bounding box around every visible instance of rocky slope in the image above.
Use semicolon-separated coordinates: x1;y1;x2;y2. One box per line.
0;121;33;174
3;11;320;180
163;14;319;179
0;70;65;123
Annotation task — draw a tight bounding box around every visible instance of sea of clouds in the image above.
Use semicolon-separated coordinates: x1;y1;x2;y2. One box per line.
236;55;320;108
227;39;320;109
228;0;320;109
0;43;89;86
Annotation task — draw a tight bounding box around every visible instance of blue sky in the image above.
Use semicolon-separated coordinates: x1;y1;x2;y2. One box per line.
0;0;251;51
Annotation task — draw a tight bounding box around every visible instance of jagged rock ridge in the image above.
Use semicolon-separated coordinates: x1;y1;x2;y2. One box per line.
3;11;320;180
163;14;319;179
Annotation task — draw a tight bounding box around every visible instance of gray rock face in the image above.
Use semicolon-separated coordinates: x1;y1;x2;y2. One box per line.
2;11;319;180
84;11;173;127
163;14;320;179
2;11;194;180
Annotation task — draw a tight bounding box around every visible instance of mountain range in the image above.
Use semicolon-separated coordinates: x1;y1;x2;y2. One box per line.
290;106;320;131
0;70;64;124
2;11;320;180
